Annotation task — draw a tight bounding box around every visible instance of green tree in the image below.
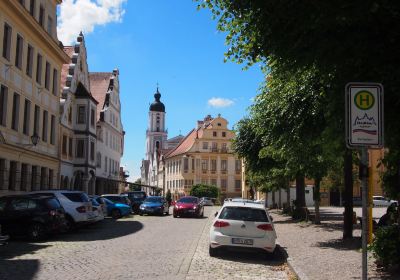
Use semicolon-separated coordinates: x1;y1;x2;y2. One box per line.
165;189;172;206
190;184;220;199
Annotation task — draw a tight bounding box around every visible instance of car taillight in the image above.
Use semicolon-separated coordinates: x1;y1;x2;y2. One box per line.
257;224;273;231
49;210;57;216
213;220;230;228
76;206;86;213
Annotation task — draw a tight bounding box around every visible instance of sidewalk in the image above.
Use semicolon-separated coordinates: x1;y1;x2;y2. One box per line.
270;207;398;280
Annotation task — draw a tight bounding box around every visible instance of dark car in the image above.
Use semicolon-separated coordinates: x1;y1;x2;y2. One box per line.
139;196;169;216
122;191;147;214
173;196;204;218
0;195;66;240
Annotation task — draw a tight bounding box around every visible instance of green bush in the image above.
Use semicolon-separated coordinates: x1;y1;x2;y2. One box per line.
190;184;219;199
370;225;400;269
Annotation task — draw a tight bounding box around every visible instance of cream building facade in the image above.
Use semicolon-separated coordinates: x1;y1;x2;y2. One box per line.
0;0;68;194
162;115;242;200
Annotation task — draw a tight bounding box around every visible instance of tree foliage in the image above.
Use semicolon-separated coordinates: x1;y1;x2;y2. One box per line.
190;184;220;199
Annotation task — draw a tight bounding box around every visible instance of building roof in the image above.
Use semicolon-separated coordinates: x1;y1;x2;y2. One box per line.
89;72;112;120
149;88;165;112
165;129;197;158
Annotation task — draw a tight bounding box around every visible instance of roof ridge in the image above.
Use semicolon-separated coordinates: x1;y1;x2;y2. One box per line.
165;128;195;158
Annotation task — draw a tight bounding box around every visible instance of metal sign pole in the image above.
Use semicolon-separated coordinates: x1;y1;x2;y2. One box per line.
360;148;368;280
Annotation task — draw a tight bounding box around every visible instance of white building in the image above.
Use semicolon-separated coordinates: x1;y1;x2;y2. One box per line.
90;70;124;194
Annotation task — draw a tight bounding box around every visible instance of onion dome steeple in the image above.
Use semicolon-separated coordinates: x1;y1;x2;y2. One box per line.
149;87;165;112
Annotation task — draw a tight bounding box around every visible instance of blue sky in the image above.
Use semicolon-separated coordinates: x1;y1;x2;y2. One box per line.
58;0;264;180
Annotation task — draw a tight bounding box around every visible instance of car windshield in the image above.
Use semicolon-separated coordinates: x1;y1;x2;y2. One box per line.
178;197;197;203
62;192;90;202
219;207;269;222
144;197;162;203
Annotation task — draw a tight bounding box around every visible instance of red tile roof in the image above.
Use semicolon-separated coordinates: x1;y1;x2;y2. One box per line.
165;129;197;158
89;72;112;121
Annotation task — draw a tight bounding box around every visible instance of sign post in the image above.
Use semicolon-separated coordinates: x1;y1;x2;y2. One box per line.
346;83;383;280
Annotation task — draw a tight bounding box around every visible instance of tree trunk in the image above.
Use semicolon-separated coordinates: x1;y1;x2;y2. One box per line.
286;183;291;209
272;191;276;208
296;173;306;207
314;178;321;224
343;149;354;239
278;188;282;209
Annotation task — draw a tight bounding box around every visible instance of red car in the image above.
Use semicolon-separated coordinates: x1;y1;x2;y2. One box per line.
173;196;204;218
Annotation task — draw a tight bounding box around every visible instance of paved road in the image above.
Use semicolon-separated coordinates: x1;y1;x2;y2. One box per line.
0;206;288;280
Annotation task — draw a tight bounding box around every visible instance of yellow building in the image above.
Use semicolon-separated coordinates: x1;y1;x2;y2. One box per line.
0;0;69;194
161;115;242;201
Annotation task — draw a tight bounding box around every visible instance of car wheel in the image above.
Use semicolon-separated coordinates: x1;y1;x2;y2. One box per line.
112;209;121;219
64;216;75;232
139;212;143;216
28;223;46;241
165;209;169;215
201;209;204;218
209;246;219;257
173;213;177;218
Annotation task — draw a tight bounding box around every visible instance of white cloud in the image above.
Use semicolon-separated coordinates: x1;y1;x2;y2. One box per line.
57;0;127;45
207;97;235;108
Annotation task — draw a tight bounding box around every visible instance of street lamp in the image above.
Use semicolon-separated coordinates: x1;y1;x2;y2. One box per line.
30;133;40;146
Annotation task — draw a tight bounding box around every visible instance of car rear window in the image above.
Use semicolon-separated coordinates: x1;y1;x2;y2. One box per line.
46;198;62;209
219;206;269;222
104;196;123;203
145;197;162;203
62;192;89;203
178;197;198;203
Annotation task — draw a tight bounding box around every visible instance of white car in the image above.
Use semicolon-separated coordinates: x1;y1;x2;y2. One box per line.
372;196;397;207
209;201;277;257
30;190;95;229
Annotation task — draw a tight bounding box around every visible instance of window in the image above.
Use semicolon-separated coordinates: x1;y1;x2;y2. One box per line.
202;142;208;150
52;69;58;95
29;0;35;16
68;107;72;123
26;45;33;77
221;179;227;191
76;139;85;158
183;158;189;172
42;110;48;142
90;141;95;161
15;35;23;69
96;152;102;168
221;142;227;152
0;85;8;126
47;16;53;35
235;180;241;191
222;132;226;137
21;164;28;191
105;156;108;171
39;5;45;27
77;106;85;124
201;159;208;171
11;198;29;210
105;131;108;146
62;135;67;155
36;53;42;84
235;160;241;173
50;115;55;144
90;108;95;126
2;23;12;60
68;137;73;157
11;93;20;131
33;105;40;134
213;131;217;137
211;179;217;186
212;142;218;152
210;159;217;171
23;99;31;135
44;62;50;90
217;123;221;126
221;160;227;171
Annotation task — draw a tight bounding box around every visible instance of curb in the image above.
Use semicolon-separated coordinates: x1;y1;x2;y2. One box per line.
285;256;309;280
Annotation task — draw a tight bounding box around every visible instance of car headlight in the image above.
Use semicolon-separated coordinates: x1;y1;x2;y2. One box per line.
140;205;145;209
193;206;197;210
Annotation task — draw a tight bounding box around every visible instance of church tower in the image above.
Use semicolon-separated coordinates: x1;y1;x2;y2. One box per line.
145;88;167;161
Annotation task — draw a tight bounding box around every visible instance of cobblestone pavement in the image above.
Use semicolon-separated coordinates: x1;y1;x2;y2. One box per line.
185;207;288;280
0;207;289;280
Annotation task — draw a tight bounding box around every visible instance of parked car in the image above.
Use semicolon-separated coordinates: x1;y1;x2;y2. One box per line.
102;194;132;211
89;195;108;217
30;190;95;230
0;224;8;245
102;198;131;219
89;198;105;222
173;196;204;218
353;197;362;207
209;201;277;257
122;191;147;213
0;195;67;240
139;196;169;216
372;196;397;207
200;197;214;206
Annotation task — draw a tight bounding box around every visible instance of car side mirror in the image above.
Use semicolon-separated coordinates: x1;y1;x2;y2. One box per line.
214;211;218;217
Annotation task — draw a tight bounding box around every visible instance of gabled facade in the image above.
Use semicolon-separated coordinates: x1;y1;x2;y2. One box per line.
161;114;242;200
0;0;69;194
59;32;98;194
90;70;124;194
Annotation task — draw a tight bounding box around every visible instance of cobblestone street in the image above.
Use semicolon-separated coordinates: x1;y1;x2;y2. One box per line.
0;207;289;280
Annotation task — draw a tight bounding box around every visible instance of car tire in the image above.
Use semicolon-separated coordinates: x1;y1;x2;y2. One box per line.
64;216;76;232
165;209;169;215
209;246;219;257
173;213;177;218
28;223;46;241
139;212;143;216
112;209;121;219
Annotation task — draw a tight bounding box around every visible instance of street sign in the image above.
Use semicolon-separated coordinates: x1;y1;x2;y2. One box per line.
346;83;384;148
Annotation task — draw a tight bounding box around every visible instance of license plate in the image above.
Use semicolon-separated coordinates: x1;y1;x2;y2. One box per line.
232;238;253;245
188;210;195;212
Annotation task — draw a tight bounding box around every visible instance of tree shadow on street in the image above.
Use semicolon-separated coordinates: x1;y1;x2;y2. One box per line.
213;244;288;266
314;237;361;250
0;259;39;280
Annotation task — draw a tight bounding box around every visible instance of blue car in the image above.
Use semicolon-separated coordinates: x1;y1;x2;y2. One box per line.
139;196;169;216
103;198;131;219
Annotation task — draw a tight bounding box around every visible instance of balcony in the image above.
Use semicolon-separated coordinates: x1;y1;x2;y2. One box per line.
221;170;227;174
220;148;228;153
211;148;218;153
